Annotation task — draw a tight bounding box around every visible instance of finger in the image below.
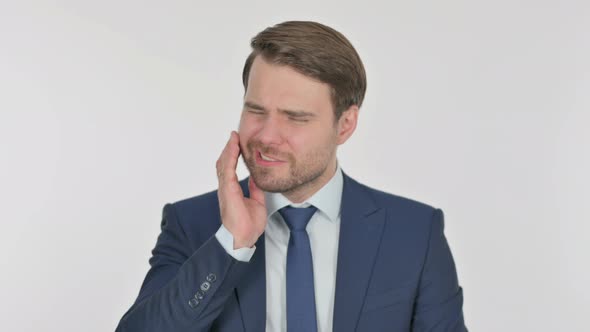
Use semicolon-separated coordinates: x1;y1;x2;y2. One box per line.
248;177;265;206
216;132;235;183
220;132;239;184
223;131;240;176
218;131;242;195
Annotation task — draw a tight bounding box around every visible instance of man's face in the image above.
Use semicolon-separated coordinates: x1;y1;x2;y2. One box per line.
238;56;342;197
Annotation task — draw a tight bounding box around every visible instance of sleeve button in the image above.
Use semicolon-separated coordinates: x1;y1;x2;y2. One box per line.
200;281;211;292
188;298;199;308
206;273;217;283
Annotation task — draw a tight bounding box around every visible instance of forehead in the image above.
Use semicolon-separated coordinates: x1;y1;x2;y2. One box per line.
245;56;333;115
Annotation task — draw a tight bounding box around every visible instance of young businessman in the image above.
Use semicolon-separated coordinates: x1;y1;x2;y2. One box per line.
116;21;467;332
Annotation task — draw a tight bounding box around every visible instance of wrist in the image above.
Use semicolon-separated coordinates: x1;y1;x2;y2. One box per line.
233;238;255;249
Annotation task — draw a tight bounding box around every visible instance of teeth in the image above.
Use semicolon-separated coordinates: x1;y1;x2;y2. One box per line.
260;153;279;162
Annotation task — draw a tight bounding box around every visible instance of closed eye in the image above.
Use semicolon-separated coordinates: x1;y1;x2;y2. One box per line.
247;109;266;115
289;117;309;123
284;110;313;123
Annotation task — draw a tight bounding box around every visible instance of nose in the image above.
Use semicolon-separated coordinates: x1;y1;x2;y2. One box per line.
256;113;285;146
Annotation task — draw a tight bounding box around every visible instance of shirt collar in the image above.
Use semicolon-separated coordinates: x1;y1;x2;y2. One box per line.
264;163;343;222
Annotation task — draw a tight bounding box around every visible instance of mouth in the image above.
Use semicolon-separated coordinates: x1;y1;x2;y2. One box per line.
255;150;286;166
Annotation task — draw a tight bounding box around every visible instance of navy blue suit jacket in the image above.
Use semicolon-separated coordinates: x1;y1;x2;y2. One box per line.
116;172;467;331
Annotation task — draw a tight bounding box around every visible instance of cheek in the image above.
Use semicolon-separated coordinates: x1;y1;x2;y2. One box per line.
238;125;267;159
237;114;247;134
238;118;256;142
315;123;338;143
237;129;250;154
239;112;266;129
289;128;332;155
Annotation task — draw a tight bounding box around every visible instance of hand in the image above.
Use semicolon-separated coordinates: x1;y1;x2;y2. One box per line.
216;131;267;249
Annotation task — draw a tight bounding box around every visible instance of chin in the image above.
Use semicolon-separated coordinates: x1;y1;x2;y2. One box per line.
250;174;282;191
249;172;294;193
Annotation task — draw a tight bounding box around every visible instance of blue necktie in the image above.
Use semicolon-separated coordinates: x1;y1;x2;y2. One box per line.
279;205;319;332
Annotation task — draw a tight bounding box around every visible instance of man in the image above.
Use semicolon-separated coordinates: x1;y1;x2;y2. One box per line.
116;21;467;332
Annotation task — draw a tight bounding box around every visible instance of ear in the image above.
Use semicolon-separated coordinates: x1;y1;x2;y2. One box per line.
336;105;359;145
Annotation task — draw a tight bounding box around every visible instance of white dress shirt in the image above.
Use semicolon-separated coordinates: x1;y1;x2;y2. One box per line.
215;165;343;332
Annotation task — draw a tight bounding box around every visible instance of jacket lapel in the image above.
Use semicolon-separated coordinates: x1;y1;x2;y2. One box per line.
332;173;386;332
235;178;266;332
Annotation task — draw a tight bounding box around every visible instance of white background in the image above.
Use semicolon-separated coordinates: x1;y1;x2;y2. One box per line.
1;1;588;331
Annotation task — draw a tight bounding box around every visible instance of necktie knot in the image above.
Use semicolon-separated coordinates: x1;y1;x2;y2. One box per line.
279;205;318;232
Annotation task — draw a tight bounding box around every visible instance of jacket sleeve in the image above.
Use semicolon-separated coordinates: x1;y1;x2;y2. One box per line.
115;203;250;332
411;209;468;331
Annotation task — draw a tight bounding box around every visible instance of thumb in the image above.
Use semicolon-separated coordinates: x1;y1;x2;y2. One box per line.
248;177;265;206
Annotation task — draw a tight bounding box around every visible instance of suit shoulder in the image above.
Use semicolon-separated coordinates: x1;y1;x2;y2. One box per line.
158;187;224;243
352;178;438;215
165;177;249;223
351;180;443;237
168;187;220;219
170;177;249;213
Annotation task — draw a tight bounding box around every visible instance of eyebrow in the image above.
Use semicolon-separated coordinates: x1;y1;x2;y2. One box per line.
244;101;315;117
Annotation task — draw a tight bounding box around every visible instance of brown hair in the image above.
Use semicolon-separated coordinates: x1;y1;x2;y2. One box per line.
242;21;367;120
